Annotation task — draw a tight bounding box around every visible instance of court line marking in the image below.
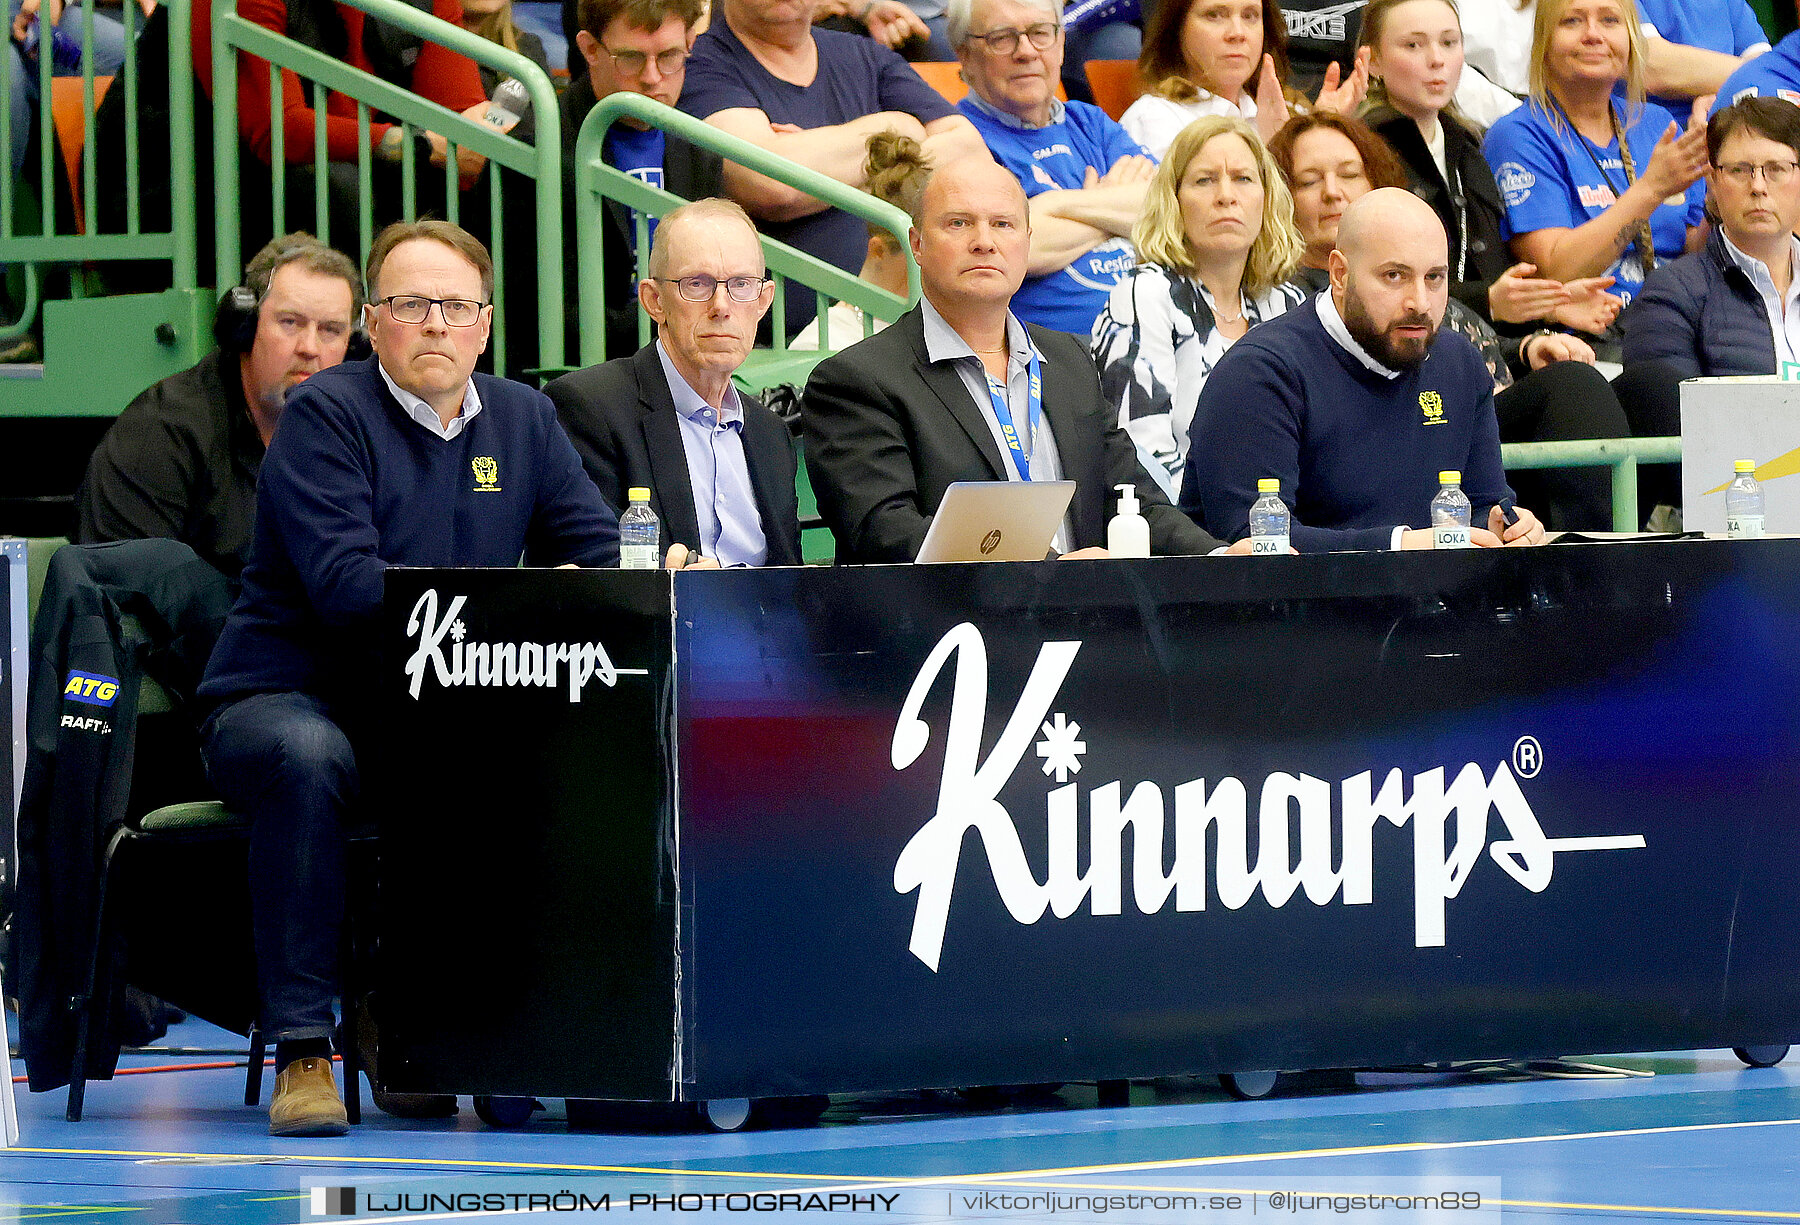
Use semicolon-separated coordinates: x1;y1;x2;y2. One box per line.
9;1115;1800;1183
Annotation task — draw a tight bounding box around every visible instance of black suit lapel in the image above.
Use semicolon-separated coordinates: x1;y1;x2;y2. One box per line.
906;314;1010;480
633;346;704;550
1031;331;1101;544
739;404;798;566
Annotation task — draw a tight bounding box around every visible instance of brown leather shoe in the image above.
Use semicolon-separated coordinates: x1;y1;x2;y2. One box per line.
270;1058;349;1137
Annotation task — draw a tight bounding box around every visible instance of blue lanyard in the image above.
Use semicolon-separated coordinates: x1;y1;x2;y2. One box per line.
985;346;1043;481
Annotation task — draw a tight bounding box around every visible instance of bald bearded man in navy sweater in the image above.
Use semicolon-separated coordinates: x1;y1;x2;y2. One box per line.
1180;189;1546;553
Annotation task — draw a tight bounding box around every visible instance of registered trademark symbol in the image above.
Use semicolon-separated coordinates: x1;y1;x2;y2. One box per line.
1513;735;1543;778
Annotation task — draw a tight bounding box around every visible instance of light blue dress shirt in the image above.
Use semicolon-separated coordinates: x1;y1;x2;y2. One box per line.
657;341;769;567
919;296;1070;553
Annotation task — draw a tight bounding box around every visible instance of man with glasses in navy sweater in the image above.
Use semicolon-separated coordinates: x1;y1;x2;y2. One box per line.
198;220;656;1138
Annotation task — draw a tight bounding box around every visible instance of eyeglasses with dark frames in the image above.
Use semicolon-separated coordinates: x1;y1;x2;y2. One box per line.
967;22;1060;53
659;275;772;303
377;295;487;326
1714;159;1800;186
603;46;689;77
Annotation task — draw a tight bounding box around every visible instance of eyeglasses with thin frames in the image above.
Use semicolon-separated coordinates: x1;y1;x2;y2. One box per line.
1714;160;1800;186
967;22;1060;54
659;275;771;303
603;46;689;77
377;295;487;326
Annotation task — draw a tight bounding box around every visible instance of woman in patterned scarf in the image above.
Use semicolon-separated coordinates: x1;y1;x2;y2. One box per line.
1092;114;1308;491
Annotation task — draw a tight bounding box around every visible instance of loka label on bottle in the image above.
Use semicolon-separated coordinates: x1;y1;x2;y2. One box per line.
1433;525;1472;549
619;545;660;570
1728;514;1765;540
1251;533;1289;555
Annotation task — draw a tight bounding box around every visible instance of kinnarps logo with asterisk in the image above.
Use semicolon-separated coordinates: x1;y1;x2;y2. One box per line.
1420;390;1445;426
471;456;500;492
888;623;1649;973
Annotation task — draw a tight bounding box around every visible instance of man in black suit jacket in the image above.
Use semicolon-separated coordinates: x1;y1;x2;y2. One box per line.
546;198;802;565
803;158;1243;564
560;0;725;362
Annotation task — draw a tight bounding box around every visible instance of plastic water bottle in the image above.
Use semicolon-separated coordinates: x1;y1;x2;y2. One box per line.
1107;483;1149;557
1248;478;1290;554
619;487;659;570
1726;459;1765;539
483;78;530;128
1430;470;1472;549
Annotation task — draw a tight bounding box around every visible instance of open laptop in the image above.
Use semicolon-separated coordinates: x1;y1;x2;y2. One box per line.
916;480;1078;563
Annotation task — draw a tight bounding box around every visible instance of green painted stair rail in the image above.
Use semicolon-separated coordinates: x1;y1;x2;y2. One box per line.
1502;435;1683;533
210;0;564;374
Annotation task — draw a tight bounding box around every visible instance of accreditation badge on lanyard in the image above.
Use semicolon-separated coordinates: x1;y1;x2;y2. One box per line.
985;346;1044;480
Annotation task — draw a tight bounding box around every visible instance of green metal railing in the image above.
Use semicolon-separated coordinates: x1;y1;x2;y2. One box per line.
210;0;563;373
574;91;918;381
0;0;197;337
1502;435;1683;532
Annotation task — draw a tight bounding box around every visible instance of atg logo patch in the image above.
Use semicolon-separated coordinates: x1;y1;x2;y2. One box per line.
64;670;121;707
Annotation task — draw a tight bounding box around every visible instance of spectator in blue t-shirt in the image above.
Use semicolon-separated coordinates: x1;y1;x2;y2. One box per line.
1481;0;1708;311
1714;27;1800;114
1632;0;1769;114
560;0;724;360
951;0;1155;336
677;0;990;336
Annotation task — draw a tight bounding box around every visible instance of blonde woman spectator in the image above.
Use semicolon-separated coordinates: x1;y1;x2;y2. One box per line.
1092;115;1306;486
1480;0;1708;309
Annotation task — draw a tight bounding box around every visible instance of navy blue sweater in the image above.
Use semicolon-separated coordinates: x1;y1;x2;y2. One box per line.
201;358;620;706
1179;296;1512;552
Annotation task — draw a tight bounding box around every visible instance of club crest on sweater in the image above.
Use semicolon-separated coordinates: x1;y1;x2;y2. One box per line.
471;456;501;492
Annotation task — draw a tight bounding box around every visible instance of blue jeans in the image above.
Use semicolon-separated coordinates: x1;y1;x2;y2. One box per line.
6;0;129;174
202;691;361;1043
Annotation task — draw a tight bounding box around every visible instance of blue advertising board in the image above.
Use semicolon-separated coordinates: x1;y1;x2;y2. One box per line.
381;543;1800;1100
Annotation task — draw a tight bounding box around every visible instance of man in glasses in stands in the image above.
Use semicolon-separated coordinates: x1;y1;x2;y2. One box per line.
559;0;726;361
546;198;803;566
197;220;639;1138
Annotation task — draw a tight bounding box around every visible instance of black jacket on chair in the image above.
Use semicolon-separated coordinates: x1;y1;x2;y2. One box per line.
544;341;804;566
801;305;1223;563
14;540;233;1091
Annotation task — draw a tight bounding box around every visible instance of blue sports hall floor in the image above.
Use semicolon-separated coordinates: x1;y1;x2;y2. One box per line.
2;1016;1795;1224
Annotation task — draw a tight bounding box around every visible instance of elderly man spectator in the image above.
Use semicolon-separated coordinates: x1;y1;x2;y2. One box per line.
76;234;362;581
803;156;1243;562
196;220;639;1138
546;199;803;566
678;0;989;336
1182;188;1546;550
951;0;1154;336
560;0;724;358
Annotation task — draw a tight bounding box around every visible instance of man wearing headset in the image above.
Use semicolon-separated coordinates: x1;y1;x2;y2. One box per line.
75;233;364;581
